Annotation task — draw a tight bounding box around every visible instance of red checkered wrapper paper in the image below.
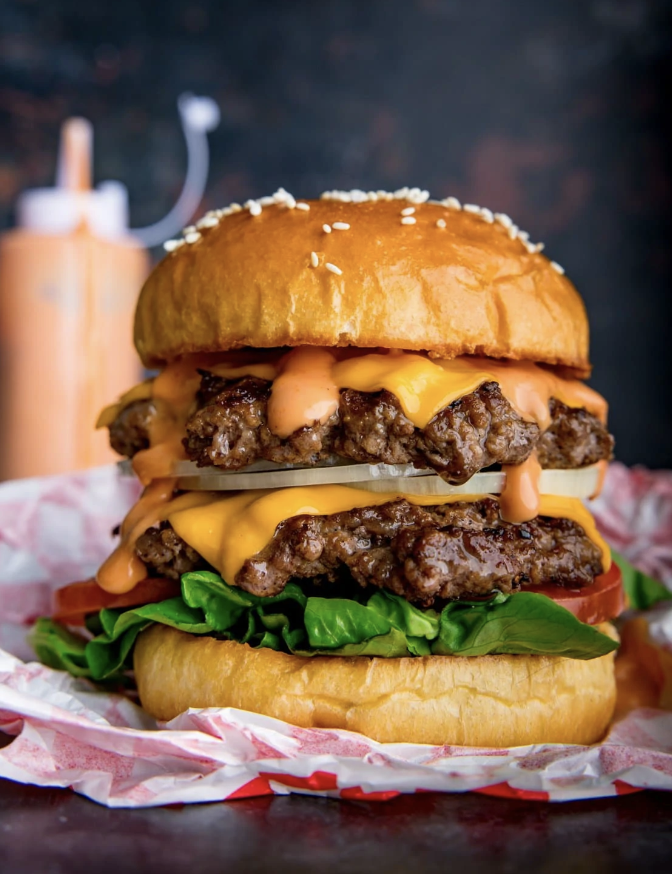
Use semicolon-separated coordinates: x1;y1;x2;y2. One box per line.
1;462;671;807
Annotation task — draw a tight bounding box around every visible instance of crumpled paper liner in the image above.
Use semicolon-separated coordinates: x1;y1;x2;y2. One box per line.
591;463;672;586
0;465;140;660
1;461;671;806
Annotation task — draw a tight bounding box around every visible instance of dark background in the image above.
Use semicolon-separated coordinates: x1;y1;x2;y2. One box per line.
3;779;672;874
1;0;670;466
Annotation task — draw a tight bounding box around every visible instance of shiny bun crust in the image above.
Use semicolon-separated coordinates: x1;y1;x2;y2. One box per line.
135;625;616;746
135;199;591;377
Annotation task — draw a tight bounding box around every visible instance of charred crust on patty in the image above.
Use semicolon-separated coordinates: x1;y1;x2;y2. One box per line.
135;499;603;607
135;520;210;581
180;373;613;482
108;399;154;458
538;398;614;468
108;372;614;481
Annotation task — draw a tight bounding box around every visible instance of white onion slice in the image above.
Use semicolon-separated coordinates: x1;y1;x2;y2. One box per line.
346;466;600;498
175;461;438;491
171;456;417;477
117;455;360;478
171;460;601;499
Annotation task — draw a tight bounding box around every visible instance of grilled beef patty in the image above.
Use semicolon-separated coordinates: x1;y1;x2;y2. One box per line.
134;498;603;607
110;372;613;484
109;399;154;459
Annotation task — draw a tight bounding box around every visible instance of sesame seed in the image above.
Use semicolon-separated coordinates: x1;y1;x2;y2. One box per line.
310;251;319;267
229;203;242;213
326;262;342;275
245;200;262;216
163;239;183;251
296;202;310;211
299;190;549;262
196;215;219;229
183;225;196;234
494;212;513;228
551;261;565;274
535;242;545;252
184;231;201;244
318;186;431;205
285;195;297;209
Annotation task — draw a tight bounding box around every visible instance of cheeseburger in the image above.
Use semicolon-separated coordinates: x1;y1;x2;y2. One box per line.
36;187;624;748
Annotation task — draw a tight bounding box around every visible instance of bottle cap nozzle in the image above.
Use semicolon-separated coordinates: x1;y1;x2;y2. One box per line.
56;117;93;192
16;117;129;238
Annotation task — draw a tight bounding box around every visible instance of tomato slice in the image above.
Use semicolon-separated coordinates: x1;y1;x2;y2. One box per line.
528;562;624;625
52;577;181;626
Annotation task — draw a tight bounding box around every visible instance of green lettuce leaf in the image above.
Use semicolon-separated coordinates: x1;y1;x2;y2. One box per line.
366;590;440;639
305;597;392;648
431;591;618;659
30;617;92;677
296;628;414;658
181;570;307;631
32;571;619;681
613;552;672;611
85;597;210;680
302;589;441;654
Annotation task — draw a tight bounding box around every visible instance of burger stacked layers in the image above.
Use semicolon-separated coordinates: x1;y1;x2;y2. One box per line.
35;189;624;747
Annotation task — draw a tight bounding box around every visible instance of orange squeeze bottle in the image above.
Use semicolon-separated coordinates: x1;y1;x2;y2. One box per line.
0;119;149;479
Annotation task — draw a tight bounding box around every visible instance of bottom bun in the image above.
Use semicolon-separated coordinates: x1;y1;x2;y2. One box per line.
134;625;617;746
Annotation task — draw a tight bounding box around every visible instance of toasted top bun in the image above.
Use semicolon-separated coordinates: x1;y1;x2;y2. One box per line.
135;624;616;746
135;195;591;376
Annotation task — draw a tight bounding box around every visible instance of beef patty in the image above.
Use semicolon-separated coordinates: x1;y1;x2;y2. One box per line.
109;399;154;459
135;498;603;607
110;372;613;484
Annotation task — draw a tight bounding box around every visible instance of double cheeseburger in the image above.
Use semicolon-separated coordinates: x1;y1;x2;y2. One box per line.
38;188;625;747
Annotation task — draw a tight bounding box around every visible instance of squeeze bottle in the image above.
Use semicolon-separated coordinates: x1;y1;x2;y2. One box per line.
0;95;220;479
0;119;148;478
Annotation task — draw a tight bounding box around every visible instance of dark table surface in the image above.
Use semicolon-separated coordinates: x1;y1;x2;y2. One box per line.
2;779;672;874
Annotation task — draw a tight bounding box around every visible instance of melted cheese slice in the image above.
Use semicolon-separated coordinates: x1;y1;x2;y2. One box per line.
96;482;218;594
333;354;490;428
97;348;608;488
168;484;610;584
332;353;606;430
